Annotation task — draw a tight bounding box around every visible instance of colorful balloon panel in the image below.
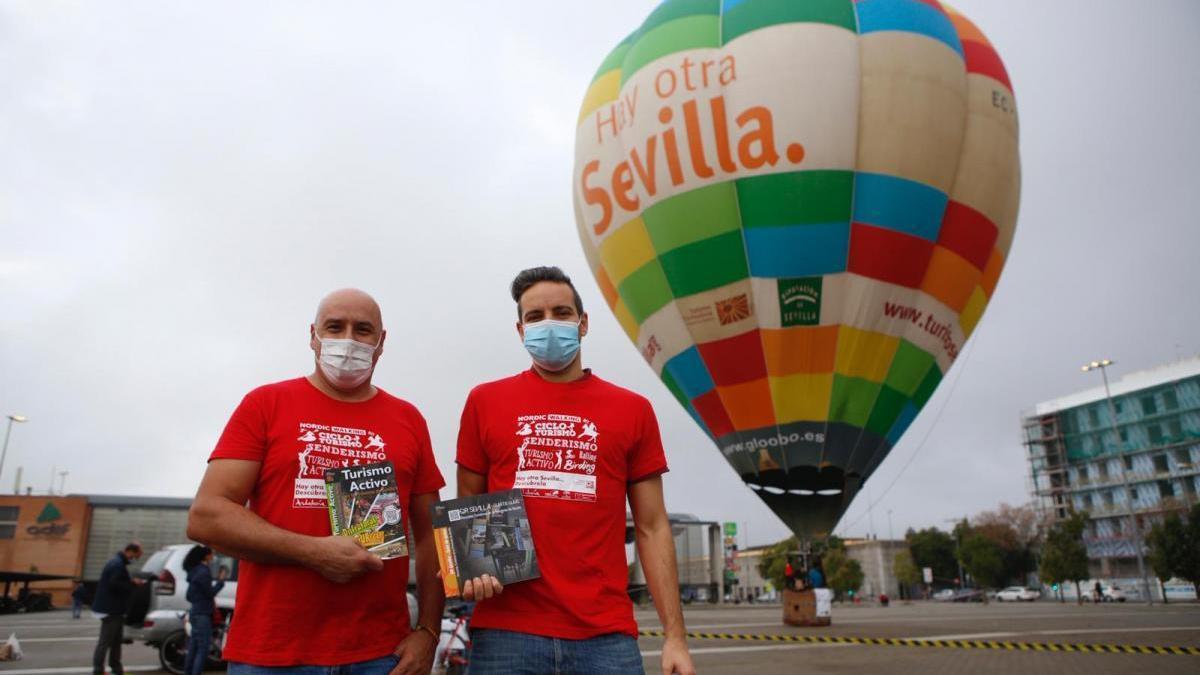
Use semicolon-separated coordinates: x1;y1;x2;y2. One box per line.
573;0;1019;538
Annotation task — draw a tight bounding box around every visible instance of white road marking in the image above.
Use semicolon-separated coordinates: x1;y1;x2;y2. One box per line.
911;626;1200;641
0;662;159;667
12;634;98;638
641;643;853;657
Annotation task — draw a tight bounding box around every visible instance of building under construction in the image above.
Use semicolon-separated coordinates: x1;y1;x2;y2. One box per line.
1023;357;1200;584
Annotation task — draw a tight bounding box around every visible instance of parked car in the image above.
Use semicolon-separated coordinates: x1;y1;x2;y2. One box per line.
932;588;957;602
127;543;421;671
951;588;985;602
1101;585;1126;602
995;586;1039;602
126;545;239;648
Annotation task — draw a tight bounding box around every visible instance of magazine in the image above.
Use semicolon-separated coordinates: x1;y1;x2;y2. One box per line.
431;489;539;597
324;460;408;559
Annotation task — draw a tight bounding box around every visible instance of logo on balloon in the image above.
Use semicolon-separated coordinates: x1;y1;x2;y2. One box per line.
715;294;750;326
778;278;822;327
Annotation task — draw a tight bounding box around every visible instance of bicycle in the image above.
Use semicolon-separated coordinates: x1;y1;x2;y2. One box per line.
432;603;472;675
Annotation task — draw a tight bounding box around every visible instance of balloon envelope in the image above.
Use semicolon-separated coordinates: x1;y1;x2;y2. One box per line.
573;0;1019;538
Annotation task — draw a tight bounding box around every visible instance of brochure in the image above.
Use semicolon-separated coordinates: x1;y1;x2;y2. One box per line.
325;460;408;559
431;489;539;597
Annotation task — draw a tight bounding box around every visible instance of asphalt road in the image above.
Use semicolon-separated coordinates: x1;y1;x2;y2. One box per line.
0;600;1197;674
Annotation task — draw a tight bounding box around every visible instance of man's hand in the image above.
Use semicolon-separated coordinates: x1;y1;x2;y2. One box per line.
307;536;384;583
661;635;696;675
389;628;437;675
460;574;503;601
217;566;229;581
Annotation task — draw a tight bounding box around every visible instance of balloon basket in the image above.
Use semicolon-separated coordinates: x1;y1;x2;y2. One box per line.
782;588;833;627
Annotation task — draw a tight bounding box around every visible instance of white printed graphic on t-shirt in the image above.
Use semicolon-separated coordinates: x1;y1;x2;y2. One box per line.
293;422;388;508
512;414;600;503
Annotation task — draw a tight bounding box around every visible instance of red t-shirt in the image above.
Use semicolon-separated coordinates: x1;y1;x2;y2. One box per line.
455;369;668;639
209;377;444;666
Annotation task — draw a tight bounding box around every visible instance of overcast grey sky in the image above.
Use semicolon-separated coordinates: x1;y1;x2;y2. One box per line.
2;1;1198;547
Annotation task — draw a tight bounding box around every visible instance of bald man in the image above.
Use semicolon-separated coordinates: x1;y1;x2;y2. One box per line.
188;289;445;675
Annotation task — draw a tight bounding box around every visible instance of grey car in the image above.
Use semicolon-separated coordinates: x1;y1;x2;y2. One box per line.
126;544;239;647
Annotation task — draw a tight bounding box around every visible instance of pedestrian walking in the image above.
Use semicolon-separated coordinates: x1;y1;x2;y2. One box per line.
71;581;86;620
91;543;144;675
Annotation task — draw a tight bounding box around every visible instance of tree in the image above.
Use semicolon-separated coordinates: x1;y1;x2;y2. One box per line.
960;531;1005;589
893;549;921;599
756;536;798;592
906;527;957;584
757;536;844;592
974;502;1047;550
970;519;1036;585
1039;511;1090;604
824;548;864;601
1146;512;1187;603
1152;503;1200;600
1184;504;1200;599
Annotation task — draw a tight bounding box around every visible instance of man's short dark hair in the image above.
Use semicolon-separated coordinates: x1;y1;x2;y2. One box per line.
123;543;141;554
510;266;584;319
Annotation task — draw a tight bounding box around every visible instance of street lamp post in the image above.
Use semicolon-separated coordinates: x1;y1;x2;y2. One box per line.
1081;359;1153;605
1;415;28;493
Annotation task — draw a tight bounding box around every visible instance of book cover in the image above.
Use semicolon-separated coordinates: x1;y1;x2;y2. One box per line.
431;489;539;597
324;460;408;559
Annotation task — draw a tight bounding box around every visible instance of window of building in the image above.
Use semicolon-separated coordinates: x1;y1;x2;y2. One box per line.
1088;407;1100;428
1103;490;1114;507
1158;480;1175;498
1114;399;1124;415
0;506;17;540
1167;419;1182;441
1097;462;1109;480
1119;427;1129;444
1154;454;1170;474
1163;389;1179;411
1129;487;1139;502
1124;455;1135;472
1149;425;1165;446
1142;395;1158;416
1177;448;1193;466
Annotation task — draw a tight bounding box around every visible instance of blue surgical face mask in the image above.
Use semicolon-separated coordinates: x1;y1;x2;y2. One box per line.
522;319;581;372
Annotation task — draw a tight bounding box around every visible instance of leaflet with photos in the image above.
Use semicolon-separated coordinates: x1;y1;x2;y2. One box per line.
324;460;408;559
430;489;539;597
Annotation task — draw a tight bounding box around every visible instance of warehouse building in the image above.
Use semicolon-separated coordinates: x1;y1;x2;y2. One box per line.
0;494;191;605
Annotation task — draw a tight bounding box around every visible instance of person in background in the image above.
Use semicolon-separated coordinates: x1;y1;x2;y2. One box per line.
71;581;86;620
807;557;825;589
183;545;227;675
91;542;144;675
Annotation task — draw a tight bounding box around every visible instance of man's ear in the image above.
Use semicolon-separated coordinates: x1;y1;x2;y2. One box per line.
516;321;525;340
579;313;589;338
374;330;386;361
309;324;320;352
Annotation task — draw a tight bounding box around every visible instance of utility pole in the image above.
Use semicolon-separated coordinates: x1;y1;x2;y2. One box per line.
1;415;28;492
1081;359;1153;605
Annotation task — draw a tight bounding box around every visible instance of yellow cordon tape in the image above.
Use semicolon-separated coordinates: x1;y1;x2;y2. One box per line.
636;630;1200;656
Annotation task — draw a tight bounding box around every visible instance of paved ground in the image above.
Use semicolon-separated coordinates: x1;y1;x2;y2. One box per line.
637;600;1200;674
0;600;1197;674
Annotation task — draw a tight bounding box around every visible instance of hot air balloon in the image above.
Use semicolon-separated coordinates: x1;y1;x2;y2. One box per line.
572;0;1019;539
